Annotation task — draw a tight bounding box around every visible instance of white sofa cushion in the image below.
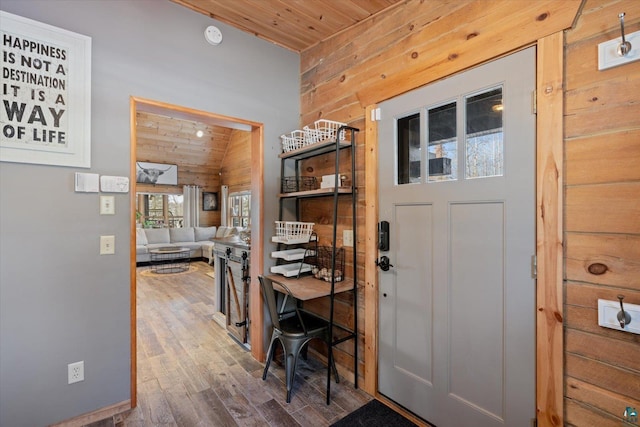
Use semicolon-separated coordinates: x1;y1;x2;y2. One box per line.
170;227;195;243
216;226;238;238
144;228;170;245
194;226;217;241
136;228;148;245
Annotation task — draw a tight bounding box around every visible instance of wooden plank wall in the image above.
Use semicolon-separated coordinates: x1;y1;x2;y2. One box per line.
300;0;640;426
299;0;582;397
564;1;640;425
220;129;252;195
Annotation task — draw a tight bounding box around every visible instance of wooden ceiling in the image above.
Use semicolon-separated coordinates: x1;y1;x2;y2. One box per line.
171;0;404;52
136;111;233;171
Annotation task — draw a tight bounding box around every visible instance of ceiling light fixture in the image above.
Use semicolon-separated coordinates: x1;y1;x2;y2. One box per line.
196;130;204;138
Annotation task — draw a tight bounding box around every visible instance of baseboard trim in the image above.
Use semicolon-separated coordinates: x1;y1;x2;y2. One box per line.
49;399;131;427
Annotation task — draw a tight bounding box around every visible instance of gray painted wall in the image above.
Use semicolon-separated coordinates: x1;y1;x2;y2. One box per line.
0;1;299;425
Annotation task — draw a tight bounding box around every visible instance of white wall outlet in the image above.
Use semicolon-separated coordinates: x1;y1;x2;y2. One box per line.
343;229;353;247
100;235;115;255
100;195;115;215
68;361;84;384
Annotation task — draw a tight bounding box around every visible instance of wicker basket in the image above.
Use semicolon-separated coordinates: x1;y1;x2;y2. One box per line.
312;119;347;143
311;246;345;282
272;221;315;244
280;130;306;152
281;176;317;193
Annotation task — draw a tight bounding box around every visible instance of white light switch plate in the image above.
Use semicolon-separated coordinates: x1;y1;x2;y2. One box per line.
598;299;640;335
343;230;353;247
598;30;640;70
100;196;115;215
100;235;115;255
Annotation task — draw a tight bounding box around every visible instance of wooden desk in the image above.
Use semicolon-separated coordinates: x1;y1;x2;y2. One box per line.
265;274;353;301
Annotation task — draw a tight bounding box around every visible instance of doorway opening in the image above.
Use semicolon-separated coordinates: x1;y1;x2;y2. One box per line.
129;97;264;407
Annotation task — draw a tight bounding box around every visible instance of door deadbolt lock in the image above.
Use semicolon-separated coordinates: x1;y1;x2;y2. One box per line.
376;256;393;271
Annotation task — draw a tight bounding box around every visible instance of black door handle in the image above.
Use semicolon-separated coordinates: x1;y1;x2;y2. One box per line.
376;256;394;271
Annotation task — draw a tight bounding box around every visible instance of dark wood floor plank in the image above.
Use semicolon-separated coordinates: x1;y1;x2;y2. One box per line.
191;387;239;427
255;399;300;427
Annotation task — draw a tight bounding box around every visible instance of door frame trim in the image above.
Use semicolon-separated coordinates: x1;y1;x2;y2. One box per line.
129;96;265;407
364;33;565;426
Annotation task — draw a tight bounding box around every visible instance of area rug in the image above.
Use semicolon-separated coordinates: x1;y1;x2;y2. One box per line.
139;265;198;277
331;399;419;427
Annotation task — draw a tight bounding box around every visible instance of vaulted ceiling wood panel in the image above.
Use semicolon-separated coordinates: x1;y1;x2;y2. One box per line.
136;111;231;172
171;0;404;52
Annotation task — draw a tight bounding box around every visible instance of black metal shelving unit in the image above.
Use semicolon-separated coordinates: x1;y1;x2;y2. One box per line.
274;126;359;404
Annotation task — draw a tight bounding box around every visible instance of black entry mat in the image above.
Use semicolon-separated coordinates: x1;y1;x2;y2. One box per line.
331;399;419;427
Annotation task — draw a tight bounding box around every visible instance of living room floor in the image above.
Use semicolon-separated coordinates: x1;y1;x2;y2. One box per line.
89;261;371;427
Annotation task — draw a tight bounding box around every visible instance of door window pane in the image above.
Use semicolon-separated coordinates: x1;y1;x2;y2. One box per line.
428;102;457;182
229;192;251;227
397;113;421;185
465;87;503;179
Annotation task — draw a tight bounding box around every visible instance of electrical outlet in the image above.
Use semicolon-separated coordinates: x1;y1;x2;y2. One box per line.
343;229;353;247
68;361;84;384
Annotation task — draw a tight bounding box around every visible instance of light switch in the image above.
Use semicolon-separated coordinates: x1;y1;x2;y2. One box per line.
100;235;115;255
343;230;353;247
598;299;640;335
100;196;115;215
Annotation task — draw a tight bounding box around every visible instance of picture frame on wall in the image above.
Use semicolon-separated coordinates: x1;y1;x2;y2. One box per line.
135;161;178;185
0;11;92;168
203;192;218;211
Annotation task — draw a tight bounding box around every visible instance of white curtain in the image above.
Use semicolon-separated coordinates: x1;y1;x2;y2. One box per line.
221;185;229;226
183;185;201;228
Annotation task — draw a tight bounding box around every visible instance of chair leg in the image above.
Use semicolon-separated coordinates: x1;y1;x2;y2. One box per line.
285;352;297;403
262;333;279;380
283;338;311;403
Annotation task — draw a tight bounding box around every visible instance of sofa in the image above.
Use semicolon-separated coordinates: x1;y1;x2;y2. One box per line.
136;226;238;264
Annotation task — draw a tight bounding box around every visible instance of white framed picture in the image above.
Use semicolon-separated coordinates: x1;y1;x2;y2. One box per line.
0;11;92;168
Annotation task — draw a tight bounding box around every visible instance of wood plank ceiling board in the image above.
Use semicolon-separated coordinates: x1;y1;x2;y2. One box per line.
136;111;231;171
171;0;405;52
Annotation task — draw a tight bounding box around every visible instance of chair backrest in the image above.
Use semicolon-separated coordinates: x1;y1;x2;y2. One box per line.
258;276;281;330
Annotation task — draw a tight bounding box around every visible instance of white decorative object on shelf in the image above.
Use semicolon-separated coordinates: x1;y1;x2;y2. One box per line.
312;119;347;143
280;130;306;152
272;221;314;244
271;248;316;261
270;262;314;277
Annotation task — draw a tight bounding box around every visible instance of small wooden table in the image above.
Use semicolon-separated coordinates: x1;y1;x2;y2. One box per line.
149;247;191;274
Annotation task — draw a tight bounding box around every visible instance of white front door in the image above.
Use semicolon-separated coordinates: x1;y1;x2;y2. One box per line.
378;47;536;427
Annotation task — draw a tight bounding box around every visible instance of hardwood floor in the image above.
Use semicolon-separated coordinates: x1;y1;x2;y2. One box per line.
100;261;371;427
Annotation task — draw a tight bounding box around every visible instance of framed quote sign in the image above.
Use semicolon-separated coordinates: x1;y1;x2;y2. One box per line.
0;11;92;168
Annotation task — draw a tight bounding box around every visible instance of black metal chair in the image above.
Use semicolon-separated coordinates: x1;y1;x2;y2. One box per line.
259;275;339;403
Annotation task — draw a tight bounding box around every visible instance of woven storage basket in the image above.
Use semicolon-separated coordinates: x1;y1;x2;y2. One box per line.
281;176;317;193
280;130;305;152
272;221;314;244
311;246;345;282
313;119;347;143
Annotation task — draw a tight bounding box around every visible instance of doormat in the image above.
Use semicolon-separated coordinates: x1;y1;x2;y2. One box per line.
331;399;419;427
